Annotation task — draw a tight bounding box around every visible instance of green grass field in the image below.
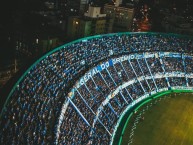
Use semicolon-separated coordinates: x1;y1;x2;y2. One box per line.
121;93;193;145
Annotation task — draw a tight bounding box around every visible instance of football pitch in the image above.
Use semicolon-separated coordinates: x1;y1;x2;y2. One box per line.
120;93;193;145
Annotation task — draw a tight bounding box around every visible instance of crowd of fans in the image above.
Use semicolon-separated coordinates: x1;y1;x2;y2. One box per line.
0;33;193;144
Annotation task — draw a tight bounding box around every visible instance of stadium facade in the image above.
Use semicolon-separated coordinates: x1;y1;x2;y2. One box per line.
0;32;193;144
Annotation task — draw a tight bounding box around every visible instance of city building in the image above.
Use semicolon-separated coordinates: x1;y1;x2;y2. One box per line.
67;6;108;40
104;1;134;32
161;14;193;35
14;26;61;58
65;0;89;17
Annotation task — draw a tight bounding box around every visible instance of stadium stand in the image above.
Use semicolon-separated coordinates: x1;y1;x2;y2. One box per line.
0;32;193;145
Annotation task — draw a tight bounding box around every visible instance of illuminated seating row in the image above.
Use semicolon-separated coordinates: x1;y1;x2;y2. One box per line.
0;33;192;144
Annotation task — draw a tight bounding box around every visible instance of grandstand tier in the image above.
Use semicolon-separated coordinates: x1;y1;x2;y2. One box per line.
0;32;193;144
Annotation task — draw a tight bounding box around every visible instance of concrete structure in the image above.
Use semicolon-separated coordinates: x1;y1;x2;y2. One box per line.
65;0;89;17
114;0;123;7
84;6;106;18
67;6;108;40
104;3;134;32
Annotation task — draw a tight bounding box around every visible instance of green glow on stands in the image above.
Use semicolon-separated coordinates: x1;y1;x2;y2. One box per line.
1;31;193;134
134;99;151;112
116;89;193;145
153;91;171;99
1;32;192;117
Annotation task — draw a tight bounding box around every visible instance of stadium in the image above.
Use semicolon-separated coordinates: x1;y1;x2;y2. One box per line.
0;32;193;144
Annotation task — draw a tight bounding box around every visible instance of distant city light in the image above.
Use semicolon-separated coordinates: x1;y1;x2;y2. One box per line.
36;39;39;44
